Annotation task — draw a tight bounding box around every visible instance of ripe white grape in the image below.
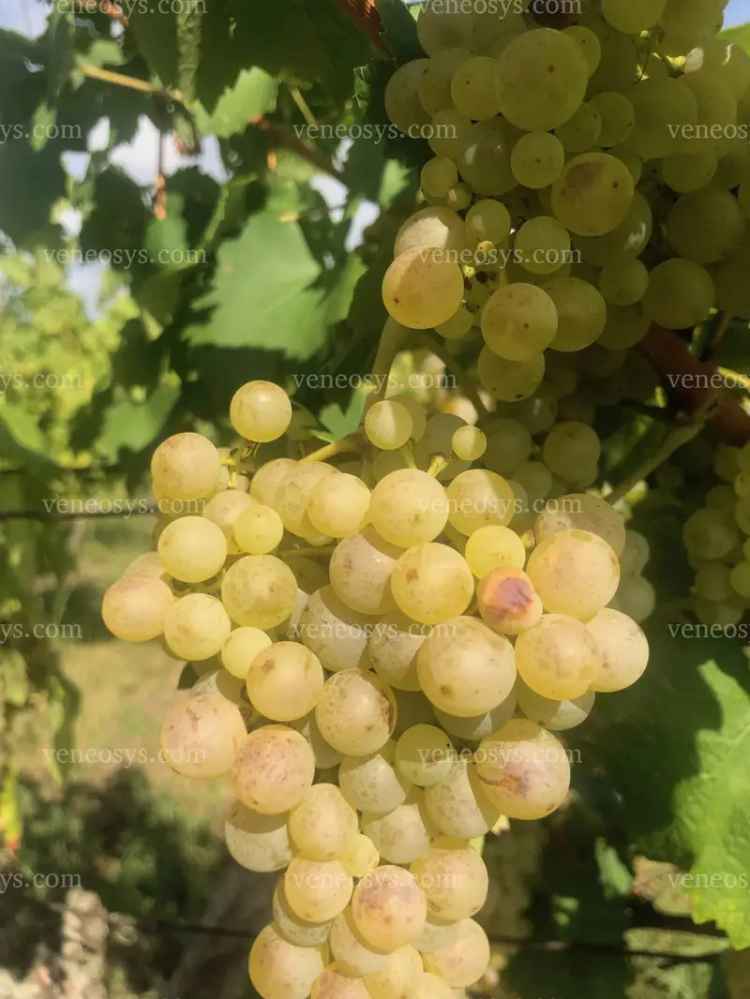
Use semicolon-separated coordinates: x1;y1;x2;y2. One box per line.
477;567;543;636
394;206;468;258
382;248;465;330
339;743;410;815
515;217;572;276
510;131;565;189
642;258;715;331
367;613;429;692
418;48;470;115
411;842;489;922
478;346;545;403
233;499;284;555
534;494;626;556
475;719;571;820
221;626;272;680
451;55;501;121
246;641;324;722
288;783;358;861
330;909;391;977
102;574;174;642
464;525;526;578
307;473;371;538
421;156;459;199
225;801;292;873
361;795;431;865
543;276;608;353
666;187;744;266
285;857;353;923
417;3;473;54
230;380;292;443
589;91;635;147
365;400;414;451
352;865;427;951
418;616;516;717
447;469;515;534
452;426;486;462
423;759;498;838
484;418;534;477
527;529;621;620
543;422;601;484
614;575;656;624
221;555;298;629
160;689;246;779
151;432;220;500
564;25;601;75
250;457;296;507
164;593;232;661
422;918;490;988
342;833;380;879
391;543;475;625
329;527;401;616
249;923;325;999
482;283;559;362
370;469;449;547
515;613;602;700
465;198;511;245
311;967;369;999
315;669;397;756
297;586;370;673
157;515;227;583
203;489;253;553
233;725;315;814
516;680;595;732
395;724;455;787
436;305;474;341
586;608;649;692
415;972;455;999
273;880;333;948
551;153;634;237
365;945;423;999
457;119;516;197
277;461;336;541
433;690;516;744
290;712;342;770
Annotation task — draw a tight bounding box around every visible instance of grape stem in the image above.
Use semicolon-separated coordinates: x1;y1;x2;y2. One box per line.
427;455;449;478
364;321;409;412
300;437;361;463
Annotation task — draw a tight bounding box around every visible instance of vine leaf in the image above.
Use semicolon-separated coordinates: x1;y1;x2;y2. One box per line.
193;68;278;138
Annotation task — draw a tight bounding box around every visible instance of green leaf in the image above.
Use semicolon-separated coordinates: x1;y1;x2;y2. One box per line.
185;212;364;360
319;385;369;442
0;404;57;470
96;376;181;458
176;1;203;102
46;7;75;100
721;23;750;52
375;0;422;60
0;650;29;707
193;68;278;138
580;625;750;948
128;1;178;88
0;142;65;245
136;270;184;340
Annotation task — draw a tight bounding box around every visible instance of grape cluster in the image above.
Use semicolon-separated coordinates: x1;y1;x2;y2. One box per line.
685;442;750;625
103;369;650;996
383;0;750;399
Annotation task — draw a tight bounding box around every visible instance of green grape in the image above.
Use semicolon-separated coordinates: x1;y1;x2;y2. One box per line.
527;529;621;620
394;206;468;257
365;400;414;451
458;119;516;196
250;923;325;999
436;306;474;341
481;284;558;362
418;48;470;114
391;543;475;625
277;461;336;541
465;199;511;245
445;183;472;211
551;153;635;237
452;425;486;462
612;575;656;623
666;188;744;265
233;725;316;814
361;795;431;865
513;461;553;505
233;499;284;555
629;78;699;160
589;91;635;147
543;422;601;483
447;469;516;534
417;3;474;55
421;156;459;199
693;597;745;628
714;235;750;319
510;131;565;189
383;247;465;330
225;801;292;873
160;688;246;779
516;680;595;731
423;760;498;838
429;108;473;159
515;613;601;699
574;192;653;267
598;257;649;306
394;724;455;787
102;573;174;642
385;59;431;133
730;563;750;599
483;418;533;476
587;608;649;692
496;28;589;131
151;432;220;501
478;346;546;402
296;586;370;673
367;613;429;693
164;593;232;661
315;669;397;756
307;473;370;539
556;103;603;153
563;26;602;75
417;615;516;716
464;525;526;578
589;26;639;93
477;567;544;636
515;218;572;277
370;469;449;547
339;742;409;815
642;258;715;330
662;150;718;193
221;626;272;680
222;555;298;629
352;866;427;951
544;277;607;352
683;508;740;559
450;55;501;121
602;0;667;34
411;843;489;922
598;304;649;350
230;380;292;443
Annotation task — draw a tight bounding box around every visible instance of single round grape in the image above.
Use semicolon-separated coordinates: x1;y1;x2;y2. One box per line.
365;945;423;999
433;689;516;744
587;608;649;692
203;489;254;553
384;59;430;133
421;156;459;199
233;724;315;815
297;586;370;673
662;150;717;193
367;613;430;692
534;494;627;556
482;283;558;362
311;967;369;999
330;909;391;977
599;257;648;307
643;258;715;331
457;119;516;197
423;759;498;838
395;724;456;787
614;575;656;624
329;527;401;616
422;918;490;988
315;669;397;756
288;783;358;861
683;508;739;560
383;248;464;331
527;529;621;620
589;91;635;147
160;688;246;779
483;418;533;477
151;432;220;501
230;381;292;443
365;400;414;451
556;102;603;153
417;4;474;55
516;680;595;732
415;973;454;999
307;473;371;538
515;217;572;277
513;461;553;506
221;555;298;629
249;923;325;999
164;593;232;661
273;881;333;949
250;457;296;507
221;626;272;680
418;47;470;115
233;499;284;555
277;461;337;541
411;843;489;922
394;206;468;258
465;198;511;246
339;743;410;815
666;188;744;265
496;28;589;131
551;153;634;237
157;515;227;583
694;562;734;602
436;305;474;341
352;865;427;952
285;857;354;923
291;712;342;770
515;613;602;700
475;719;571;820
362;796;431;865
510;130;565;189
477;567;544;636
391;543;475;625
370;469;449;548
452;426;486;462
451;55;501;121
225;801;292;873
478;346;546;403
342;833;381;879
543;422;601;484
447;469;515;535
246;641;324;722
544;275;608;354
564;25;601;75
464;525;526;578
102;574;174;642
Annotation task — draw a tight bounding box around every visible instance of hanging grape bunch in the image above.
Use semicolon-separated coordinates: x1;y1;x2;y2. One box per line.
99;0;750;992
